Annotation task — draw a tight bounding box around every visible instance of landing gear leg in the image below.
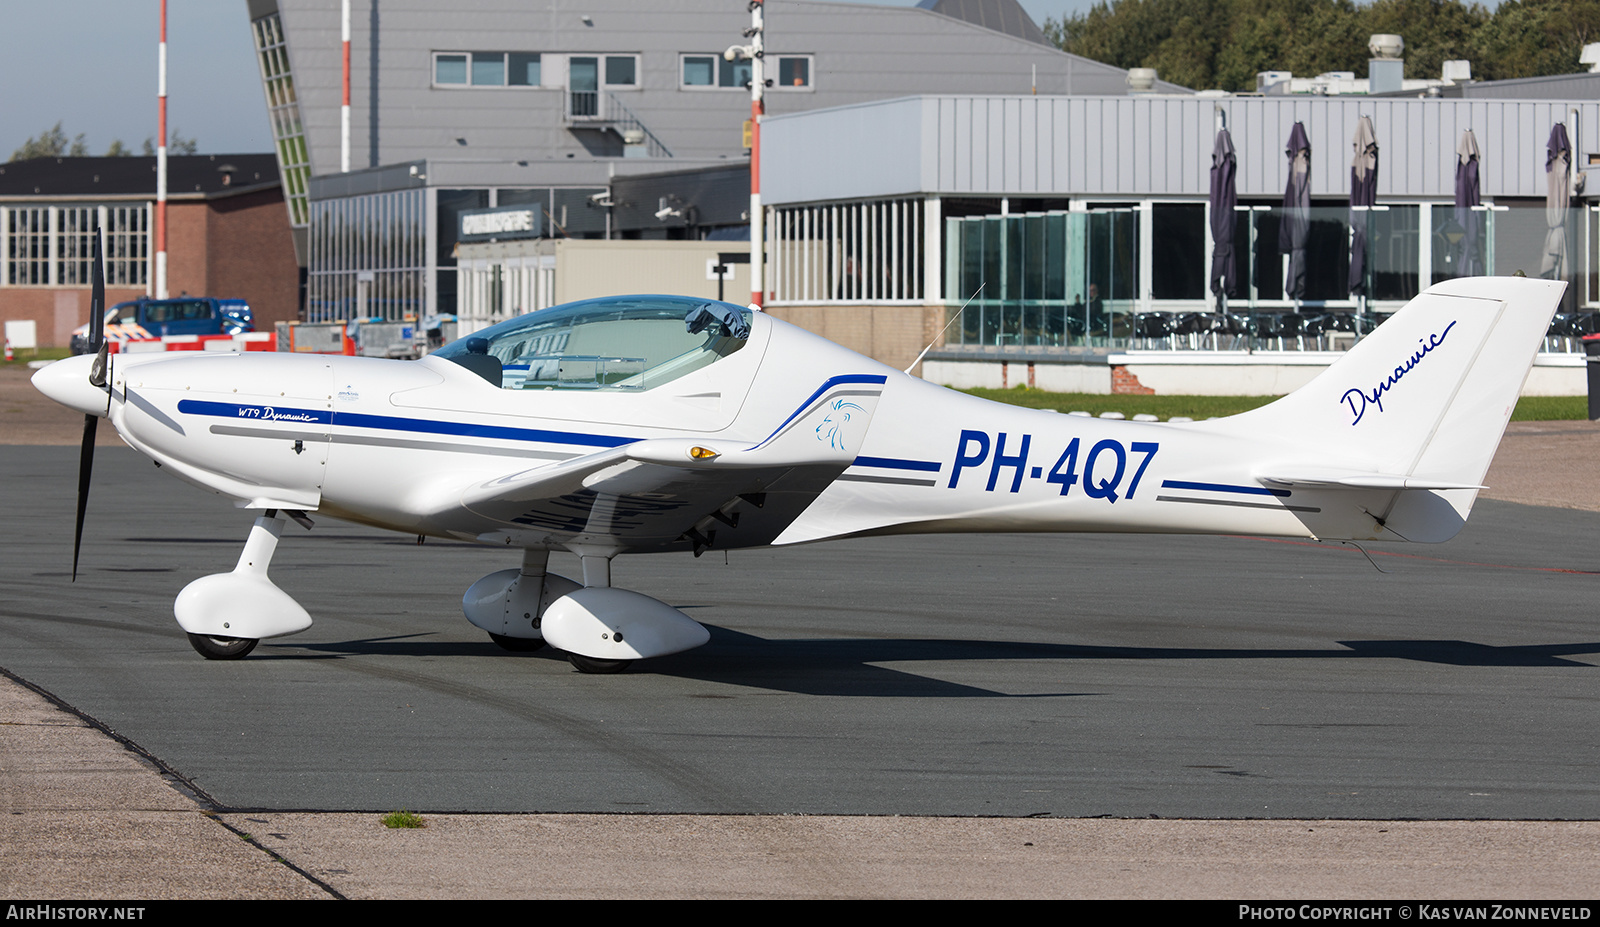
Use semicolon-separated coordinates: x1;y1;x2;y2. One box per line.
487;548;549;652
566;552;633;674
175;510;311;658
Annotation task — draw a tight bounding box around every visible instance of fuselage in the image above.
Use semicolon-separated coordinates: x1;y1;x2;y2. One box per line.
37;308;1415;556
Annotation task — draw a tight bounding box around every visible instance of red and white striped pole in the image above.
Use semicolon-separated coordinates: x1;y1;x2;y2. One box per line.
749;0;765;308
155;0;168;299
341;0;351;173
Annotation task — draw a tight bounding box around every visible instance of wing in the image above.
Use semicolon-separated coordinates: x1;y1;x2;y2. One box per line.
424;375;888;553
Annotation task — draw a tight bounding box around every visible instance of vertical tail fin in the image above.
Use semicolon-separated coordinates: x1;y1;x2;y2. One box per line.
1209;277;1565;540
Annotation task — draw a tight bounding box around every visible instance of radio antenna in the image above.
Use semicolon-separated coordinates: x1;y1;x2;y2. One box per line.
904;283;984;375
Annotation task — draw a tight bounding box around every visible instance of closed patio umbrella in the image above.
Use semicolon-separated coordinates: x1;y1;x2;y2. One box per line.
1280;122;1311;302
1455;129;1483;276
1541;123;1572;282
1209;127;1238;307
1348;115;1378;297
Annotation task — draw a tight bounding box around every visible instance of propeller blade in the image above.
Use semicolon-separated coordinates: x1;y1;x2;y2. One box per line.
74;225;107;581
88;225;108;388
72;413;97;582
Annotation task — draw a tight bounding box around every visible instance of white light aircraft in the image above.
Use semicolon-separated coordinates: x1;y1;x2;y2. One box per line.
35;237;1565;672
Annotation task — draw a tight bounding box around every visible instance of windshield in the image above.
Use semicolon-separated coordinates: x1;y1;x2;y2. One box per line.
434;295;751;392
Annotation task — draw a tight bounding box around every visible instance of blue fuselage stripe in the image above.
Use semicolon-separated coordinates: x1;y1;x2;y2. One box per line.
177;400;637;448
1160;479;1291;498
852;455;942;472
333;410;636;447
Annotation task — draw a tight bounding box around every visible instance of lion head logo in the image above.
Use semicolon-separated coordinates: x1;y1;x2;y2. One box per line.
816;400;865;450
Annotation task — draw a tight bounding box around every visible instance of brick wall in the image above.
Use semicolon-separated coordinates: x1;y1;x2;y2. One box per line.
0;287;148;349
0;188;298;347
203;189;300;330
1111;365;1155;394
762;303;946;375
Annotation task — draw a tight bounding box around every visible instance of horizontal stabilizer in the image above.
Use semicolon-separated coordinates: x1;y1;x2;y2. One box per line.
1261;472;1486;491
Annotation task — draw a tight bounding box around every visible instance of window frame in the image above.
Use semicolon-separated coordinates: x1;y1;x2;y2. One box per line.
679;53;813;91
432;51;546;89
602;54;639;90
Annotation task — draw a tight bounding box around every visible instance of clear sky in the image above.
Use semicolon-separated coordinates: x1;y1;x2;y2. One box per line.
0;0;1098;161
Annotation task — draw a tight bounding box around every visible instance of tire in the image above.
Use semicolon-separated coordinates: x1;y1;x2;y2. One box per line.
566;652;633;674
186;633;258;660
488;632;545;652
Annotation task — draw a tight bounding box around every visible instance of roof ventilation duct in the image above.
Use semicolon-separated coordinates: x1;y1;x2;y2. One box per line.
1126;67;1157;94
1368;34;1404;94
1581;43;1600;73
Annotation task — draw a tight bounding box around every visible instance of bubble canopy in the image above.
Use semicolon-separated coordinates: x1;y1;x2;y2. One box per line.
434;295;752;392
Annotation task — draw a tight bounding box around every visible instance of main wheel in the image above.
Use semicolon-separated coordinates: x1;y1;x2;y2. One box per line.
488;632;545;652
566;652;633;674
186;633;259;660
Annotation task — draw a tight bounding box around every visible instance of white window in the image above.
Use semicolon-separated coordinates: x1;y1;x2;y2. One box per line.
769;199;926;304
680;54;811;90
1;204;150;289
604;55;637;87
434;52;543;88
777;56;811;89
567;55;641;118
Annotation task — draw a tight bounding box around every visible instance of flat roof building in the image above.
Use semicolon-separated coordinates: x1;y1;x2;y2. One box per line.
247;0;1176;320
755;89;1600;389
0;154;298;347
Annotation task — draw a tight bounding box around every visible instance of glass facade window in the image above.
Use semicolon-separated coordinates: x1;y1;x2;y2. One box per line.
1431;203;1486;286
1151;204;1204;299
1492;200;1557;277
1364;204;1420;301
251;12;310;228
1229;203;1352;303
307;189;427;323
917;198;1599;355
944;210;1139;348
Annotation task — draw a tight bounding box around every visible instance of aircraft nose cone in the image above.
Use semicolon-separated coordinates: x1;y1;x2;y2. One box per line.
32;355;109;417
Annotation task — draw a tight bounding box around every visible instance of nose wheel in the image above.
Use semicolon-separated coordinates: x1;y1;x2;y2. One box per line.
186;633;259;660
566;653;633;674
488;632;546;652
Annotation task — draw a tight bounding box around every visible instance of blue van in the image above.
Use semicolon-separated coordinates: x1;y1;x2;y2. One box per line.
71;297;255;354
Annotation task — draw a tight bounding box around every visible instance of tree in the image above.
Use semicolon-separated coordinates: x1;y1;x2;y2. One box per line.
10;122;89;162
1044;0;1586;91
141;129;199;156
105;139;134;157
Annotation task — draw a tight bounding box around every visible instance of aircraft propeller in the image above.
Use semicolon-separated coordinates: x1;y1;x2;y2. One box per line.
72;226;109;582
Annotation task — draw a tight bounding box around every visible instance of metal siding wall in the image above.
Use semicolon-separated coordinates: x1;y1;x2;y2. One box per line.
765;94;1600;205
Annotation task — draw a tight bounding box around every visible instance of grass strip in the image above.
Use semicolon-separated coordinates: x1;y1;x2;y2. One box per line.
959;387;1586;422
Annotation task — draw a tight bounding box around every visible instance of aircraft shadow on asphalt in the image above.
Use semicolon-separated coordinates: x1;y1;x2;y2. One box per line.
268;627;1600;698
